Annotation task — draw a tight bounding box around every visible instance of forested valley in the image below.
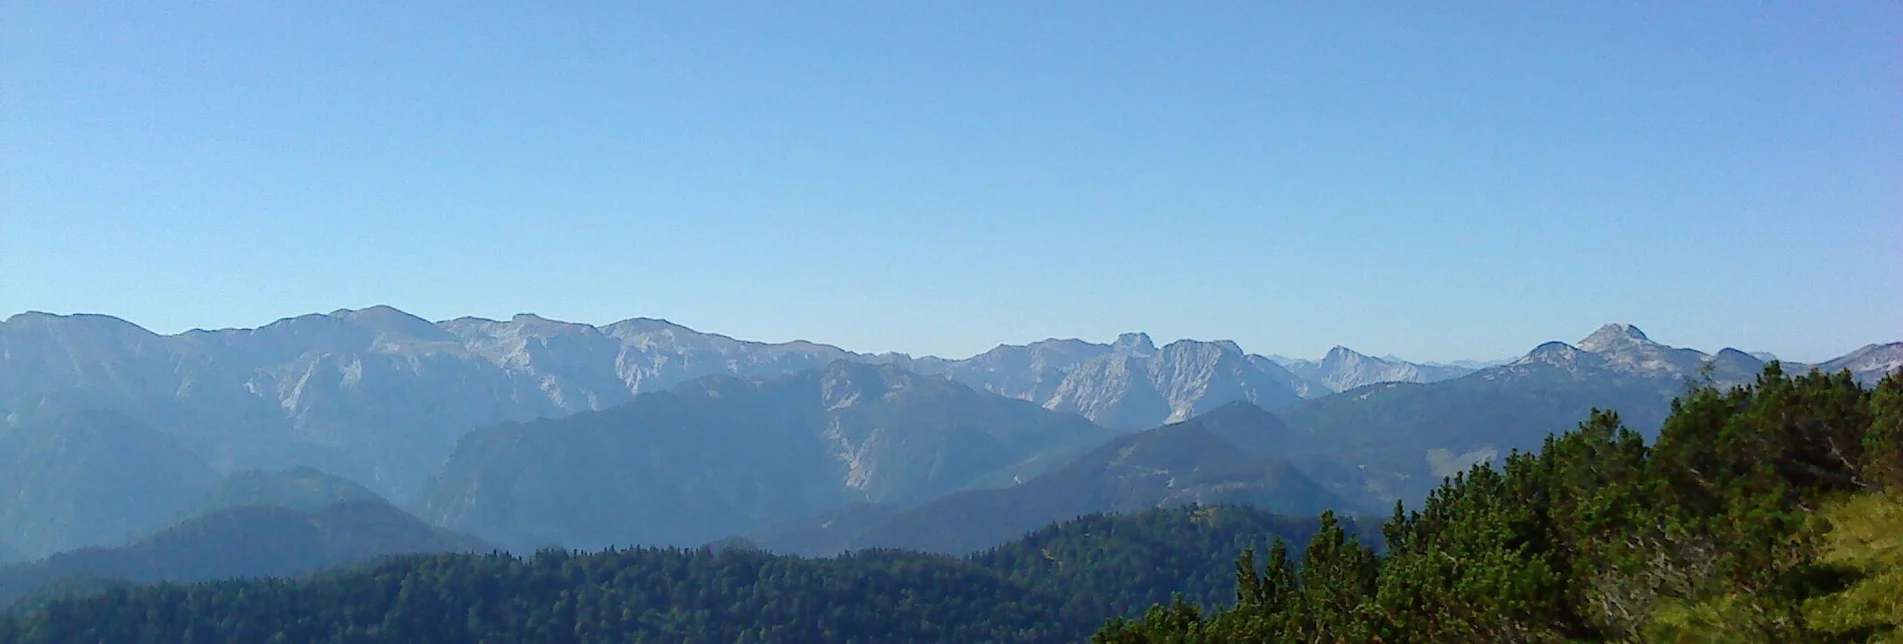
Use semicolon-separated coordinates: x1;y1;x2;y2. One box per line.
0;504;1357;643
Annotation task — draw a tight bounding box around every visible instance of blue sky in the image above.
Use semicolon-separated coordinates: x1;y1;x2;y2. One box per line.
4;2;1898;362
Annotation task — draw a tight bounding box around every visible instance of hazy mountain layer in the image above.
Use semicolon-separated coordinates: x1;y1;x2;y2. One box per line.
411;361;1113;550
753;402;1353;556
0;500;492;607
178;466;386;519
0;411;221;557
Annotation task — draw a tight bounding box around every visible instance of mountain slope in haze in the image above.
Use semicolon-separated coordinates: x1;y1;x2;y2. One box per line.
1272;324;1772;507
781;402;1353;555
177;466;385;519
0;410;221;557
0;544;18;566
0;499;492;607
412;361;1113;550
1280;346;1474;393
737;503;908;558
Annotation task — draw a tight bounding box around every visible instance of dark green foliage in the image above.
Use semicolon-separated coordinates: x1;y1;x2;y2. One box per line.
1864;373;1903;492
1103;365;1903;642
3;575;133;613
973;505;1375;623
0;505;1346;643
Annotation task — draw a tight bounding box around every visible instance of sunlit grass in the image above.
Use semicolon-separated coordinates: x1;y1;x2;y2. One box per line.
1803;493;1903;642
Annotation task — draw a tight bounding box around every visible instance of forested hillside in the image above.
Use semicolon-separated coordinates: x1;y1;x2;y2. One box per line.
0;505;1335;643
1099;364;1903;642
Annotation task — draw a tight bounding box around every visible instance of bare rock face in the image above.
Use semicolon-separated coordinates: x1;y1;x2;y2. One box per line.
1042;339;1304;428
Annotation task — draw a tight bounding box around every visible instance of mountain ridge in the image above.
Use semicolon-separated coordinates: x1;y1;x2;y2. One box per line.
751;401;1356;556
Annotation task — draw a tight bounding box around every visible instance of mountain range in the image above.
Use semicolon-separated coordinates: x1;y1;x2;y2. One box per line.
0;307;1467;508
3;307;1898;559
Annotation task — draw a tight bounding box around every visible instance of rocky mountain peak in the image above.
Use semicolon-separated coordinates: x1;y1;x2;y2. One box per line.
1578;323;1653;352
331;305;455;342
600;317;695;339
1516;341;1594;367
1321;346;1373;365
1113;332;1157;356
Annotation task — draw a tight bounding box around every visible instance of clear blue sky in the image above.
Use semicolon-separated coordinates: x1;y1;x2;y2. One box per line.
4;2;1898;362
